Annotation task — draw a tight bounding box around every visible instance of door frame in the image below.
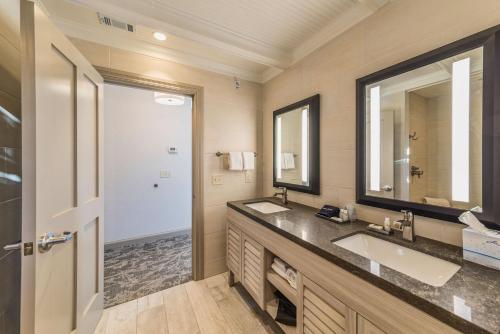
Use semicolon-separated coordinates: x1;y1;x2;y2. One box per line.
95;66;205;281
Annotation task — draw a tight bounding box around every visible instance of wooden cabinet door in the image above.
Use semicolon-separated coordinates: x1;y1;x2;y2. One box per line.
357;315;386;334
227;222;242;280
299;276;356;334
241;233;265;308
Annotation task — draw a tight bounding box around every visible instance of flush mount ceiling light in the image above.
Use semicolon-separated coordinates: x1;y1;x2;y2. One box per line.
153;31;167;41
154;92;185;105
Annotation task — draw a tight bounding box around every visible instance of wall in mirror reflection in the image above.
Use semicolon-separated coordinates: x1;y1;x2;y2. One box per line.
276;106;309;186
365;47;483;210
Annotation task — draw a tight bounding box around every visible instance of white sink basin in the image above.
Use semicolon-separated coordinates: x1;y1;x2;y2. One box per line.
245;201;289;214
333;234;460;287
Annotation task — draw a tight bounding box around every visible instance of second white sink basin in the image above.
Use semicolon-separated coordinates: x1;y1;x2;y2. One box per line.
333;234;460;287
245;201;290;214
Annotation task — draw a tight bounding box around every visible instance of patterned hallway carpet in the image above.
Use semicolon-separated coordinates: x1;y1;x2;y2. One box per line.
104;231;192;308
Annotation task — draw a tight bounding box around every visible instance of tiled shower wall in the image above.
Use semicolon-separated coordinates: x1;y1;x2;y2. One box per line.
0;1;22;333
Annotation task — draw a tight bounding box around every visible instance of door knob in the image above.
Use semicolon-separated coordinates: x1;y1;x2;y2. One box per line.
38;232;73;253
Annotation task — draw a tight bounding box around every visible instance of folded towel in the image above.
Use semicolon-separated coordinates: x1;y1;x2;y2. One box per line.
423;196;451;207
228;152;243;171
273;257;287;273
271;263;287;279
242;151;255;170
282;153;295;169
286;268;297;289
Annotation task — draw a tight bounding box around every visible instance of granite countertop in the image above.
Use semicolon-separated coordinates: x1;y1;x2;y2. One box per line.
227;197;500;334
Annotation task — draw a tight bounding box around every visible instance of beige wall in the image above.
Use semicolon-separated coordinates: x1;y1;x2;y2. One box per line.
262;0;500;246
70;38;262;278
408;92;428;203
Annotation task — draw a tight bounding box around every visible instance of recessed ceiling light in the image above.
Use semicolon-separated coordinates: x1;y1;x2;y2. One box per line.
153;32;167;41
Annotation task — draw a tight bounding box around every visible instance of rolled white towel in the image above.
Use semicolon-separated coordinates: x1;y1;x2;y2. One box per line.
285;268;297;290
273;257;287;273
271;263;287;280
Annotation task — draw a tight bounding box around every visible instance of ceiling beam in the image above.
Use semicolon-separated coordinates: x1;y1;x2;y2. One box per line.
52;16;264;83
66;0;292;69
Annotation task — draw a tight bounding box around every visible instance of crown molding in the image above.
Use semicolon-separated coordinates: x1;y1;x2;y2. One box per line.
52;16;264;83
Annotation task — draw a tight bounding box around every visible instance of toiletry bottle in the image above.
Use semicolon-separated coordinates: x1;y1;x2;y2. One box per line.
384;217;391;232
346;204;356;222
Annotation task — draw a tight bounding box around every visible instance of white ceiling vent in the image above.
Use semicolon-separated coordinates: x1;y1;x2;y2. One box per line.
98;13;134;33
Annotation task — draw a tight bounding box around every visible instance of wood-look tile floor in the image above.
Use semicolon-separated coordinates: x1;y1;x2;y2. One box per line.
94;273;279;334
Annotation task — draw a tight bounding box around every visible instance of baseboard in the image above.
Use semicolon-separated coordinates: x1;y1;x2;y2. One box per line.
105;228;192;250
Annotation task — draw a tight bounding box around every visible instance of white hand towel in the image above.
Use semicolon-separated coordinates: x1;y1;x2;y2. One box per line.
285;268;297;289
280;153;287;170
242;152;255;170
228;152;243;171
271;263;287;279
284;153;295;169
273;257;287;273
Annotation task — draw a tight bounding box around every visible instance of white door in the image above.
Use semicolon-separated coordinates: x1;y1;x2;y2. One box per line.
21;1;104;334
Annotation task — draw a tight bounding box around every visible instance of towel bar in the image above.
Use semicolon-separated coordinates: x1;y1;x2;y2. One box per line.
216;151;257;157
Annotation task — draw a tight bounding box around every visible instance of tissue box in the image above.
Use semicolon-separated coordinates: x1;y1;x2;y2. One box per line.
462;227;500;270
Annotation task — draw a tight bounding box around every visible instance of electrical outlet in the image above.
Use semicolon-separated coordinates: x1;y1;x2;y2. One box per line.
212;175;224;185
160;169;171;178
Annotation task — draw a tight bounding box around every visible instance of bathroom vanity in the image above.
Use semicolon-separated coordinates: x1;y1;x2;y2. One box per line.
226;198;500;334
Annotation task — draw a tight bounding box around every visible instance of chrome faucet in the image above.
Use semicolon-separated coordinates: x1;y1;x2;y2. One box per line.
274;187;288;204
399;210;415;242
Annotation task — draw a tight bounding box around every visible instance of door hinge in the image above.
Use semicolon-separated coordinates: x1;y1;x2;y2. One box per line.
24;242;34;256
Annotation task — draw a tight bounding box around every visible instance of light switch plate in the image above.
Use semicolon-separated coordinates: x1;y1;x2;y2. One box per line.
160;169;171;178
212;175;224;185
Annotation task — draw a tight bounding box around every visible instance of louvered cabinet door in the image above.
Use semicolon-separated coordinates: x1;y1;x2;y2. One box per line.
227;222;242;280
241;233;265;308
300;276;357;334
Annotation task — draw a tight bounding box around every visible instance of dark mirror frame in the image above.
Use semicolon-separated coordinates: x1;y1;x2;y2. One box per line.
356;25;500;229
273;94;320;195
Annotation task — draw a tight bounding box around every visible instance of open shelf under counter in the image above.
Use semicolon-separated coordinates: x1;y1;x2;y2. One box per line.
266;270;298;306
265;299;297;334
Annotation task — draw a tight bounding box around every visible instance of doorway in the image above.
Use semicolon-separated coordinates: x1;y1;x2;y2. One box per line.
102;82;194;307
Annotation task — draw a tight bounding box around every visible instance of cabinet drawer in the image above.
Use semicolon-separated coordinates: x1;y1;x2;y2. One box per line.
300;276;356;334
242;233;265;308
227;223;242;279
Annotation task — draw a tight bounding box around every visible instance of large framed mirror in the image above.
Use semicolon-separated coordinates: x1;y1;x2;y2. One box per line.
273;94;320;195
356;26;500;228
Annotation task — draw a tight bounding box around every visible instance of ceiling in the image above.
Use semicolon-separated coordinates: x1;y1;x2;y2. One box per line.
41;0;388;83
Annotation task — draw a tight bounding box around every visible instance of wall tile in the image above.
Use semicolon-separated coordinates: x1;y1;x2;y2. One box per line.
0;91;21;149
0;148;21;203
261;0;500;245
204;204;228;235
